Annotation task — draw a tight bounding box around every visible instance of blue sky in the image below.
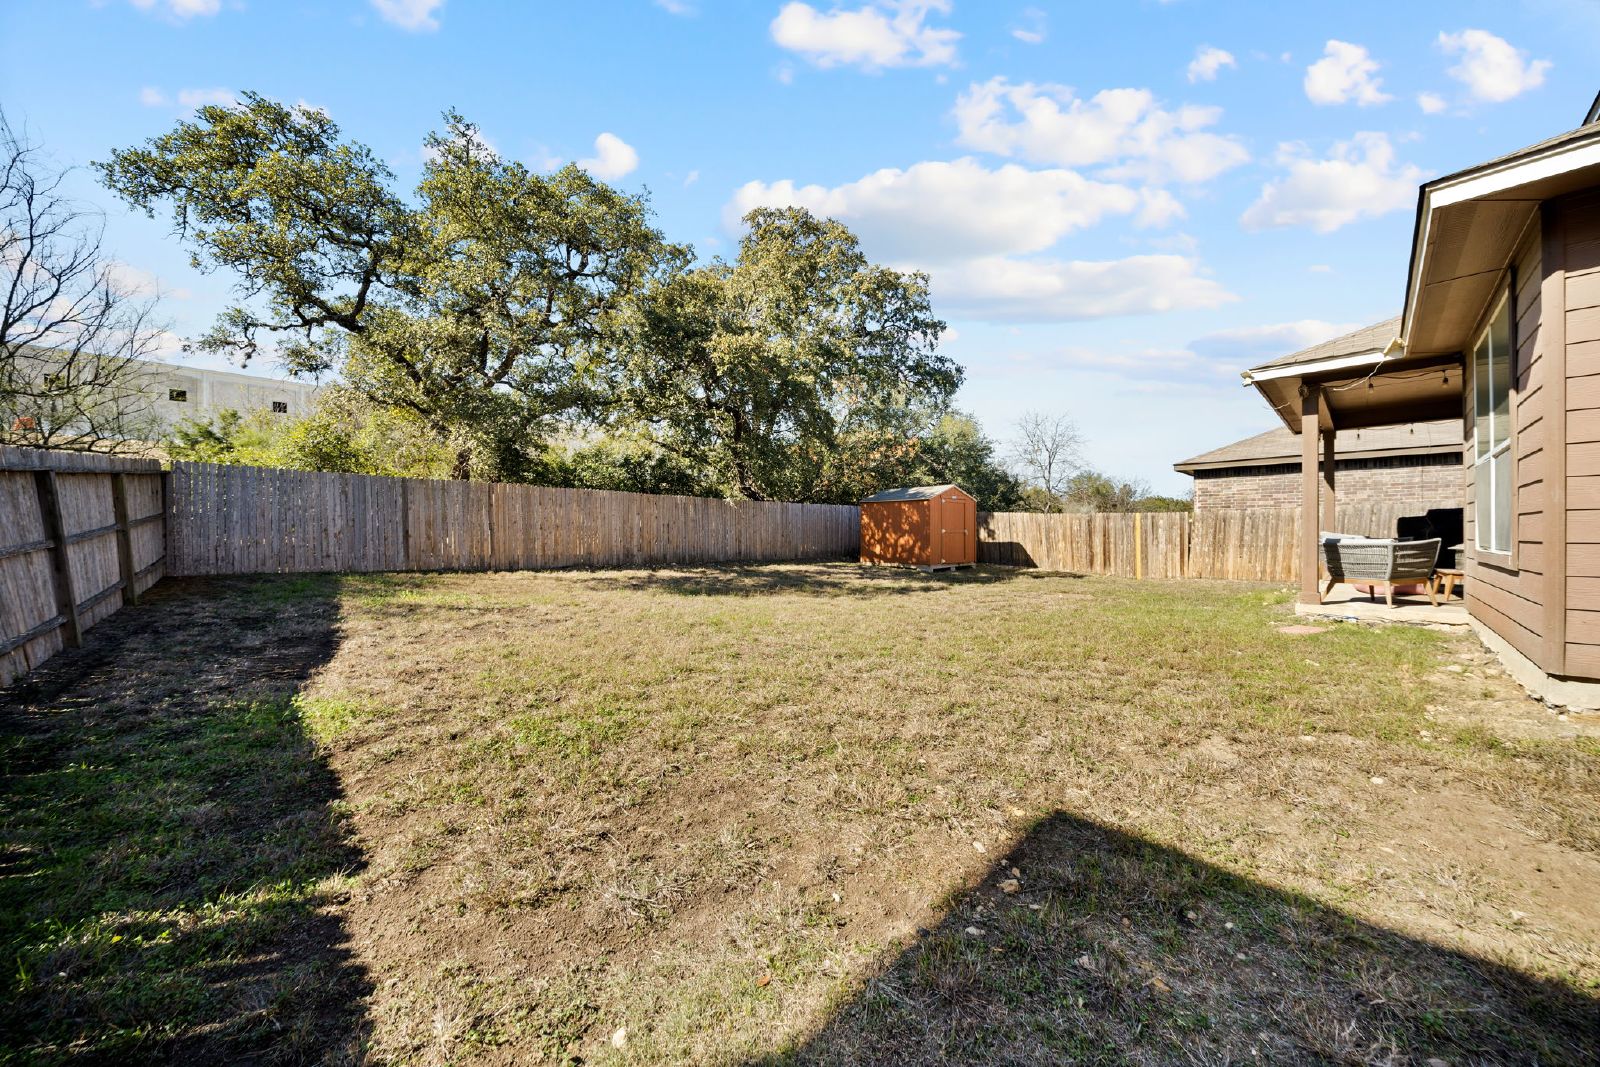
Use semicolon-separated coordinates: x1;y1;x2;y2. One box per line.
3;0;1595;493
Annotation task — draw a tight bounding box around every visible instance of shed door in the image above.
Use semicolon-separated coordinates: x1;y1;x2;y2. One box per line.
938;493;968;563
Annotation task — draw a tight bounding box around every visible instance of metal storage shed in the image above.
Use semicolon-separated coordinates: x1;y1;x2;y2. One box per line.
859;484;977;570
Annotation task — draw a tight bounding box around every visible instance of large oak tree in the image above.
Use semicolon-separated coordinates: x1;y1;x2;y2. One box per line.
98;94;674;479
611;207;960;502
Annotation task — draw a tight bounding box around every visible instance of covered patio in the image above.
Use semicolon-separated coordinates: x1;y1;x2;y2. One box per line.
1300;583;1469;627
1240;317;1468;623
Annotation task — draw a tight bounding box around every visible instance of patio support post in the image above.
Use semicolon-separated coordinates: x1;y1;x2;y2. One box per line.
1321;428;1337;533
1299;385;1323;605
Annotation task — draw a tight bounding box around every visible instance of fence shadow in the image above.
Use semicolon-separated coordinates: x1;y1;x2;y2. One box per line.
0;576;370;1064
569;562;1069;599
975;541;1038;567
749;812;1600;1066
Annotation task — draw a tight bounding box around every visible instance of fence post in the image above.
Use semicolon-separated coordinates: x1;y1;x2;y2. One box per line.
1134;512;1143;580
34;470;82;647
400;478;413;569
111;472;139;605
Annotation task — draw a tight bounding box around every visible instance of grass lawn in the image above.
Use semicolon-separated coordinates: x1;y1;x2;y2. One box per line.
3;563;1599;1064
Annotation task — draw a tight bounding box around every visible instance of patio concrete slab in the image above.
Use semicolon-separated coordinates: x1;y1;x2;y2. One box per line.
1295;585;1469;627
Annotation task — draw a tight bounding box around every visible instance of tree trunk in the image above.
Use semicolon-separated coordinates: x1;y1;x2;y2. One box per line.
451;446;473;481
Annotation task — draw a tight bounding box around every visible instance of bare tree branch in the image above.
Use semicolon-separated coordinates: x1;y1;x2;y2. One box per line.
1008;411;1084;512
1;110;169;452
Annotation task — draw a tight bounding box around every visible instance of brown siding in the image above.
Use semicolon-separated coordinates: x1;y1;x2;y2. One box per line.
1562;190;1600;676
1465;220;1549;670
1191;454;1461;510
860;499;930;566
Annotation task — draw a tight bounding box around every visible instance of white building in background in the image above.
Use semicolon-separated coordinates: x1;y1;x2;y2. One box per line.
142;358;322;431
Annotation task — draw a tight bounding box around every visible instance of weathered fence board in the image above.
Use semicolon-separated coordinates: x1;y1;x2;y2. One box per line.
977;504;1423;581
166;462;861;577
0;446;166;687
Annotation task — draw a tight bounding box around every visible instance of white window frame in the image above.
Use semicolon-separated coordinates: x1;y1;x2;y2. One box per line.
1472;287;1514;557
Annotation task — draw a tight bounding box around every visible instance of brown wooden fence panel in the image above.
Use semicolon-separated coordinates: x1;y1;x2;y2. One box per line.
166;462;860;577
978;503;1425;582
0;446;166;686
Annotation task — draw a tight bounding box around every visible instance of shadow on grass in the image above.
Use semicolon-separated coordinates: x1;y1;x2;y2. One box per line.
754;812;1600;1066
0;575;369;1065
570;562;1079;599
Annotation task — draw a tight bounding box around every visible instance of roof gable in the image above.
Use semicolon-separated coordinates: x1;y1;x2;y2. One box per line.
860;484;971;503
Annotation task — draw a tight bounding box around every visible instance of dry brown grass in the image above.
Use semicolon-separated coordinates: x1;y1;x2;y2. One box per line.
5;563;1600;1064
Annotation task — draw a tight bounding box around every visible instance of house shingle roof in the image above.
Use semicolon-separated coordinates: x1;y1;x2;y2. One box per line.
1174;419;1461;474
1245;316;1403;375
1428;118;1600;189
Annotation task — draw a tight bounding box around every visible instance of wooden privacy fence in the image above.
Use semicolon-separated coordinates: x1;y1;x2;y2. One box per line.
1;446;166;686
977;504;1424;581
167;462;860;576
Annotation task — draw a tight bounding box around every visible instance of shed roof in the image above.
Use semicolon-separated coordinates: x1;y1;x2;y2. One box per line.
860;484;968;502
1174;419;1461;474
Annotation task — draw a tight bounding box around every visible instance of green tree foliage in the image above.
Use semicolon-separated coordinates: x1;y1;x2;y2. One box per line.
98;94;672;480
609;207;960;502
1134;493;1193;513
167;389;456;478
166;409;280;465
550;435;713;497
1060;471;1185;513
908;412;1025;510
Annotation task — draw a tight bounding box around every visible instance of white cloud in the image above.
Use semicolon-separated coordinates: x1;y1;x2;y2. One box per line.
725;158;1150;262
727;156;1231;322
1188;319;1363;364
1186;45;1236;83
579;132;639;180
952;78;1248;184
654;0;696;13
371;0;445;32
1303;40;1391;106
1241;132;1423;234
128;0;220;17
1011;7;1046;44
176;87;237;109
1439;29;1551;103
139;86;236;110
1136;188;1185;228
1417;91;1448;114
1308;264;1333;273
770;0;959;70
932;254;1234;323
683;169;700;187
104;261;193;301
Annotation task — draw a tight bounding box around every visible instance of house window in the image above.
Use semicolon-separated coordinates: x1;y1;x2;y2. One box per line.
169;388;188;402
1473;288;1513;555
271;401;289;414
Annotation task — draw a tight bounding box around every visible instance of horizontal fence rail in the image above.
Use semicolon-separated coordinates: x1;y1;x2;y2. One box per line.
0;446;166;687
167;462;860;576
977;504;1423;582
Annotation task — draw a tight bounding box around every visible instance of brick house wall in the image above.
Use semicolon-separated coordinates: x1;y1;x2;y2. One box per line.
1191;453;1463;510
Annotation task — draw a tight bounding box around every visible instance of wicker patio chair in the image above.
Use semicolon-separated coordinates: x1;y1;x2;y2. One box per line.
1319;535;1442;607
